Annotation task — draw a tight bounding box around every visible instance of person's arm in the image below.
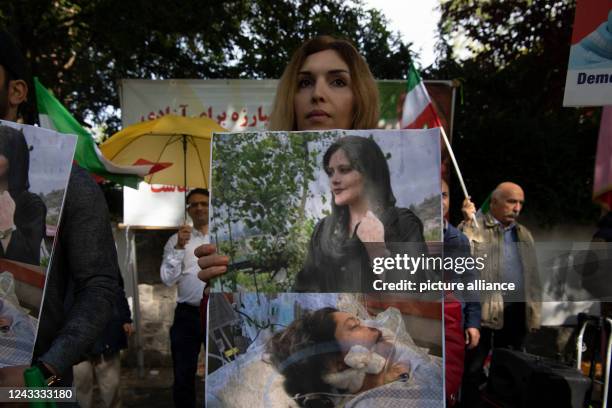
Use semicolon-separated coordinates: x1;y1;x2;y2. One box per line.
463;302;481;329
160;234;184;286
38;166;119;377
360;362;409;391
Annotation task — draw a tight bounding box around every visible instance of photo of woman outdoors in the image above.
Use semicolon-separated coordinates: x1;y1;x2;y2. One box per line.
295;135;428;292
210;129;440;293
0;125;46;266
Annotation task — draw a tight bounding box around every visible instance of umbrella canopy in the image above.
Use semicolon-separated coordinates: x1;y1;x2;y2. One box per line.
100;115;225;189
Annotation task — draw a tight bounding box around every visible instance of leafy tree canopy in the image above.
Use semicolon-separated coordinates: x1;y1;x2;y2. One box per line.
433;0;600;227
0;0;413;132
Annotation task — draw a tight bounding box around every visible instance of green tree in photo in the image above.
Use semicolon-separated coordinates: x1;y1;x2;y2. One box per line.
211;131;336;291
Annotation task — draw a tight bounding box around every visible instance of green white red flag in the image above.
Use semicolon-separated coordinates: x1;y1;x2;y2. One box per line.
400;62;443;129
35;77;162;188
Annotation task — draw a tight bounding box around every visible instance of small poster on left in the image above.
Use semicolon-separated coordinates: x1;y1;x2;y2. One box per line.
0;120;76;367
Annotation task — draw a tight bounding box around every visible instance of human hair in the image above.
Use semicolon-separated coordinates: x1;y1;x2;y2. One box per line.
321;136;395;249
186;188;209;203
0;31;30;121
0;125;30;197
266;307;342;406
268;36;379;131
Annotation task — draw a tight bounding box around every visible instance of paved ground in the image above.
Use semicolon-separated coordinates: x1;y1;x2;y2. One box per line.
120;367;204;408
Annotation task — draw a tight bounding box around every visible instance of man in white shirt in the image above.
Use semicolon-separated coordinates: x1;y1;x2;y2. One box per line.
160;188;209;408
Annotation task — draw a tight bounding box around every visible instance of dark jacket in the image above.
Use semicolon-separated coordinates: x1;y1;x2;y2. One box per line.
294;207;426;292
89;284;132;357
444;222;481;329
33;165;120;377
459;212;540;331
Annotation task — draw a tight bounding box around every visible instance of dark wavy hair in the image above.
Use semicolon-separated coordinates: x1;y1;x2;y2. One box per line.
321;136;395;252
0;125;30;198
266;307;342;407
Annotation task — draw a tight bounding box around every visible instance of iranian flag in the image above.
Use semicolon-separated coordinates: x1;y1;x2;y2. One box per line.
400;62;443;129
35;78;162;188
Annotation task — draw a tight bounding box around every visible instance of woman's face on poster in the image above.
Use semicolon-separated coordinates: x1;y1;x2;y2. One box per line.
326;148;365;207
333;311;381;353
0;154;8;180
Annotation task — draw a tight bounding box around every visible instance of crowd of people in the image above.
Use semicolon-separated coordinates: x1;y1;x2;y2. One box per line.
0;25;607;408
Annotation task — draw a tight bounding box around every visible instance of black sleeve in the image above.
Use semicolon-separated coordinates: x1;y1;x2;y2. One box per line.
383;208;433;287
393;207;426;244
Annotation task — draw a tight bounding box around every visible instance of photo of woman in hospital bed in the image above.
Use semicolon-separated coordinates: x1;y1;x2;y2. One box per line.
205;294;443;408
0;297;37;367
267;307;442;407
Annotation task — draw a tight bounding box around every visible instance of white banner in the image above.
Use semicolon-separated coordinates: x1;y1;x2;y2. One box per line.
120;79;279;227
120;79;278;130
123;183;189;227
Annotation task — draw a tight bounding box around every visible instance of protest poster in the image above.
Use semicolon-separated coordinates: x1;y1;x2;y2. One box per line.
0;120;76;367
205;292;443;408
209;129;442;293
563;0;612;106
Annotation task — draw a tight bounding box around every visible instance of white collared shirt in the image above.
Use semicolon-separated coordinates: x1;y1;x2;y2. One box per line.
160;229;209;306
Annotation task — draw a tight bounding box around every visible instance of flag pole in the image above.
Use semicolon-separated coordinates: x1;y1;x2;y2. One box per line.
439;126;479;228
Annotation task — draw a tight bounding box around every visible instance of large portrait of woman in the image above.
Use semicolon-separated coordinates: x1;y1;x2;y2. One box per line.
210;128;441;293
205;293;443;408
0;121;76;367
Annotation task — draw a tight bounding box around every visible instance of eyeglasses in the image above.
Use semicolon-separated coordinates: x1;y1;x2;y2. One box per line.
187;201;208;209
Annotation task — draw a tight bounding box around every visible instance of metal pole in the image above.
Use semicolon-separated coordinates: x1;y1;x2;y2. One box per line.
183;135;187;222
125;226;145;379
439;126;478;227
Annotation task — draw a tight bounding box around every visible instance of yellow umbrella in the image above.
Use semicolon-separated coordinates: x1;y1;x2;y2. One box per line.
100;115;226;189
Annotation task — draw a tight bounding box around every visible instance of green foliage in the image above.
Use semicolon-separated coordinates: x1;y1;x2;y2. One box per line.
413;193;443;241
211;131;334;291
38;189;65;226
434;0;600;227
1;0;413;132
